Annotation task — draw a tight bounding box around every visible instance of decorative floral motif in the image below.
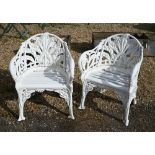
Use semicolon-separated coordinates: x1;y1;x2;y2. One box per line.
21;89;36;103
10;33;74;82
21;88;70;105
79;34;143;126
79;34;143;74
85;82;95;94
10;33;75;121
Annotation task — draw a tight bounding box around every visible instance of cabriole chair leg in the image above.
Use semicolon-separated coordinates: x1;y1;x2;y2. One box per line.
18;91;25;121
78;84;87;109
123;101;131;126
68;90;75;119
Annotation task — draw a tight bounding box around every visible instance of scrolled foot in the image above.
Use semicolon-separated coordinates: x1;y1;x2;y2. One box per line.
68;115;75;120
18;116;26;121
78;105;85;109
123;119;129;126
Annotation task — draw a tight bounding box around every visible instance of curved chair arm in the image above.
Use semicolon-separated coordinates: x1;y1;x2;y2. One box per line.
64;43;75;84
78;39;112;75
79;49;101;73
70;57;75;81
9;56;18;82
79;48;111;81
66;56;75;83
129;48;143;93
130;61;143;86
131;44;143;77
9;42;38;82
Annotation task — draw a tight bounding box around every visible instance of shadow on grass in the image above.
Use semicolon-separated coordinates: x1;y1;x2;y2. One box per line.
134;23;155;32
73;80;123;123
71;42;93;53
0;69;18;119
30;91;68;117
86;91;123;124
72;81;82;108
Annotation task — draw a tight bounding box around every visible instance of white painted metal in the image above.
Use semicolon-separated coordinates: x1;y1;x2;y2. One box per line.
78;33;143;126
9;32;75;121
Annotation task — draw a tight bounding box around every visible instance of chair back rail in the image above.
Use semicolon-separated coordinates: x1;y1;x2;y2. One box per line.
10;33;73;81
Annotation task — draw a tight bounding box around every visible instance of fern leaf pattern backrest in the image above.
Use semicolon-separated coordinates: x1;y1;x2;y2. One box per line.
79;34;143;74
96;34;143;69
11;33;68;79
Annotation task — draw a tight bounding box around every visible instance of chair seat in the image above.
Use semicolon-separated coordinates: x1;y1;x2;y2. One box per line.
19;68;68;89
85;66;130;91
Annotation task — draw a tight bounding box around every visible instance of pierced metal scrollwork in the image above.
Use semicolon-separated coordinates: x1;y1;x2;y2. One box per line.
79;33;143;126
20;88;70;106
10;33;75;121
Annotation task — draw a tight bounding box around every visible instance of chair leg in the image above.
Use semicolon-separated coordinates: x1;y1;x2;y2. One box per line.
17;90;25;121
68;88;75;119
117;91;132;126
123;100;131;126
78;84;87;109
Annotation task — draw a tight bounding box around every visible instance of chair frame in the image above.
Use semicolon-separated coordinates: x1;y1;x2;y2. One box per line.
78;33;143;126
9;32;75;121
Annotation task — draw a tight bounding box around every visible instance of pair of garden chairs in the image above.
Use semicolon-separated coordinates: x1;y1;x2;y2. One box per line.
9;32;143;126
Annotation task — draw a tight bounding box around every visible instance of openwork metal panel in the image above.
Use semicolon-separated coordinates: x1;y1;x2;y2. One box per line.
10;33;75;121
79;33;143;126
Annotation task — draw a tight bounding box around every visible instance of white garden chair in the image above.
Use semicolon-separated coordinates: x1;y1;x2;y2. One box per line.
9;32;75;121
78;33;143;126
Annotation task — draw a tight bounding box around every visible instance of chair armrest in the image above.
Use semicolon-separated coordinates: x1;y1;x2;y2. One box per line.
64;43;75;84
9;56;18;82
68;57;75;82
130;63;141;81
79;50;98;73
128;59;143;94
9;48;37;82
